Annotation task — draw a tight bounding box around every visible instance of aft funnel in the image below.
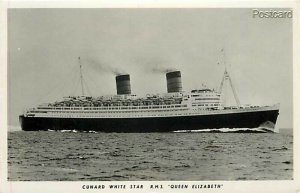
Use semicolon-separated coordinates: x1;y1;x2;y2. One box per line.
166;71;182;93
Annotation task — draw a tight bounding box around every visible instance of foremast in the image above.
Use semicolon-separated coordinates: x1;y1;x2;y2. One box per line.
218;49;241;108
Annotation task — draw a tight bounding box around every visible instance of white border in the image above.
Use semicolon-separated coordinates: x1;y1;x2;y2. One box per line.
0;1;299;193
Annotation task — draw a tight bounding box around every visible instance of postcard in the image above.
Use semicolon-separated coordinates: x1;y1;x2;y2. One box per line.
0;0;299;193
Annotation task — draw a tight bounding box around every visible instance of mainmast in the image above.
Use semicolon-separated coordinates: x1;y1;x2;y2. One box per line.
78;57;85;96
218;49;241;108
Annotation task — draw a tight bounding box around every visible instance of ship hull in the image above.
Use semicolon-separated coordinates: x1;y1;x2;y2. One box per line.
19;109;279;132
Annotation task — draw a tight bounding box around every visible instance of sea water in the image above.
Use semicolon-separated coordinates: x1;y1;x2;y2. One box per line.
8;129;292;181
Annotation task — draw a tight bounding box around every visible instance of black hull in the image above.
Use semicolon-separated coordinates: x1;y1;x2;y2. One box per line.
19;110;279;132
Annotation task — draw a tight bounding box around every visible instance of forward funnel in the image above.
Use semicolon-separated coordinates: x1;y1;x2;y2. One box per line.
115;74;131;95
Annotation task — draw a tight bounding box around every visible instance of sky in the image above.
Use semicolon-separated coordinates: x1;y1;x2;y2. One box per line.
8;8;293;128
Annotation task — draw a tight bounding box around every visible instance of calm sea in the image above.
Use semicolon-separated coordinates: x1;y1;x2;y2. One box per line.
8;129;293;181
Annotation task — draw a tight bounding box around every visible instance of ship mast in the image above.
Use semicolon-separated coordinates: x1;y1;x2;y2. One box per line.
218;49;241;108
78;57;85;96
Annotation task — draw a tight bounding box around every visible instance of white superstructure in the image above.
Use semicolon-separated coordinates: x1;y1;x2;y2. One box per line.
23;88;279;119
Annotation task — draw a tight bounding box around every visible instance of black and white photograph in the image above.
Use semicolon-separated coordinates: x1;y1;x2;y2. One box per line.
1;2;299;193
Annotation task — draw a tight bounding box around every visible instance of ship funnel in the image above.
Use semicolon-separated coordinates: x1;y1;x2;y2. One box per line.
116;74;131;95
166;71;182;93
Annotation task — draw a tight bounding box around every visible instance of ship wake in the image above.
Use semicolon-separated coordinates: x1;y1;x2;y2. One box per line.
173;127;276;133
48;129;98;133
46;127;276;133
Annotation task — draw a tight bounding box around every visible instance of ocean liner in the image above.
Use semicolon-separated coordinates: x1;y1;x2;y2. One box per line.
19;59;280;132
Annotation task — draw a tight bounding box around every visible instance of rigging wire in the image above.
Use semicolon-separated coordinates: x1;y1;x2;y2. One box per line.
36;61;79;104
70;75;81;97
81;67;102;96
83;77;92;96
55;63;81;97
35;56;115;104
77;57;94;96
